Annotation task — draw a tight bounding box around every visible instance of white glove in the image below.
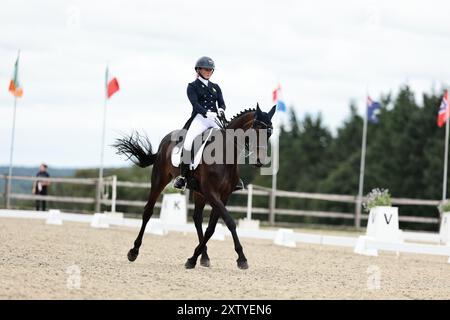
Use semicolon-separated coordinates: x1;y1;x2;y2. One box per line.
206;111;218;121
217;108;225;117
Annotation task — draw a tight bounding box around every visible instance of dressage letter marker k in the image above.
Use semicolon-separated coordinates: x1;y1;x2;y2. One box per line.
174;201;180;210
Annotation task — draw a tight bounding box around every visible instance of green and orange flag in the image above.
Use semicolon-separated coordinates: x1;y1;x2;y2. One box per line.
8;53;23;98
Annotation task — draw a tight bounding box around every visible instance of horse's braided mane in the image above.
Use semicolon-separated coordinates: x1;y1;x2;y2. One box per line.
228;108;256;123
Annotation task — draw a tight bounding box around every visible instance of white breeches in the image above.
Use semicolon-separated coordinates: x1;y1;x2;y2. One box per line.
183;114;220;151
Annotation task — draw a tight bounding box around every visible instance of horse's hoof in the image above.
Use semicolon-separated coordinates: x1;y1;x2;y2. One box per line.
185;258;197;269
237;260;248;270
200;257;211;268
127;249;139;262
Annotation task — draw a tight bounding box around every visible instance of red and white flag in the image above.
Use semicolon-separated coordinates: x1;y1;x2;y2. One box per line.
105;67;119;99
272;84;286;112
437;90;449;128
272;84;281;103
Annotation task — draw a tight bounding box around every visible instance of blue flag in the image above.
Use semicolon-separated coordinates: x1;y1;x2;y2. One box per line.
276;100;286;112
367;96;381;123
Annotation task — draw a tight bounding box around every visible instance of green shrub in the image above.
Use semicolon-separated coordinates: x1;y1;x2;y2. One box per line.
362;188;392;212
438;201;450;213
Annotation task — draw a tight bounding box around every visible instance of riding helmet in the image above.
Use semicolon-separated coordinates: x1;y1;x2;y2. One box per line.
195;56;215;70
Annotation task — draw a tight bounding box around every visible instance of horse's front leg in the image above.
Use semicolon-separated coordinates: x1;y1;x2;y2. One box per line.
208;193;248;269
185;208;220;269
192;193;210;267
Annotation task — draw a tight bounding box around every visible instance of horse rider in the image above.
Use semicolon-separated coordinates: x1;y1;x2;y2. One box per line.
173;56;244;191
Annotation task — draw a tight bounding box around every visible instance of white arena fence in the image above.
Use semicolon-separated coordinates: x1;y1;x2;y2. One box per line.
0;175;444;230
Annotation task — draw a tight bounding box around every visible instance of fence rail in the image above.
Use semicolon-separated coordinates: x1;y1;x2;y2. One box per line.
7;175;98;185
1;174;442;229
10;193;95;204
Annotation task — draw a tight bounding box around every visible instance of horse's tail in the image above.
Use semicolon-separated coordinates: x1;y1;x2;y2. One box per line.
113;131;156;168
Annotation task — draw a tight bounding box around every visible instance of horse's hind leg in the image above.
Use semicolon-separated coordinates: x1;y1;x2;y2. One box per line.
192;194;210;267
127;169;170;262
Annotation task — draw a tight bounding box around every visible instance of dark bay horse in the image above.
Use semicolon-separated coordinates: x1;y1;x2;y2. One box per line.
114;104;275;269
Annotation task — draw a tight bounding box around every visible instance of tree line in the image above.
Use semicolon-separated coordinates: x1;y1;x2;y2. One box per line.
245;85;446;230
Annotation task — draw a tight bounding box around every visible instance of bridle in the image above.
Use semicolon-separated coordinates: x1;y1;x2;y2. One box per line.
252;119;273;137
218;112;273;159
240;118;273;158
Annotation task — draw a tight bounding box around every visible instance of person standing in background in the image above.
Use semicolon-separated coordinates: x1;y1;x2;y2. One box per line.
34;163;50;211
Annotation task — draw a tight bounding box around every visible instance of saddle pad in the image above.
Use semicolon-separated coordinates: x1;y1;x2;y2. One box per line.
171;128;215;170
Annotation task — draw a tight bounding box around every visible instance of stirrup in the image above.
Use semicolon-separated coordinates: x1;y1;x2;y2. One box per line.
234;179;245;191
173;176;187;191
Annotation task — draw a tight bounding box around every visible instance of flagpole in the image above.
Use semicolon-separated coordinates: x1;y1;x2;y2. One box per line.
356;89;369;228
96;66;108;212
270;85;282;225
6;96;18;209
6;50;21;209
443;91;449;201
269;116;279;225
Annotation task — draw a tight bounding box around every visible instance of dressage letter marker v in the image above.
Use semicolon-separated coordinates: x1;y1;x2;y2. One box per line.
384;213;393;224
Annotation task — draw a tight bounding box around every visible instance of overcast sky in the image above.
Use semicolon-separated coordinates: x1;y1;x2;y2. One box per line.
1;0;450;168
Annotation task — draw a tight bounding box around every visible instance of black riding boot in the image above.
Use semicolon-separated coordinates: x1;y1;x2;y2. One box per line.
173;149;190;190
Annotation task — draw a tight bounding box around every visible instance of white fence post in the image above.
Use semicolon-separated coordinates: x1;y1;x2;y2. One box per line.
269;189;276;225
111;175;117;213
5;175;11;209
239;184;260;230
246;184;253;220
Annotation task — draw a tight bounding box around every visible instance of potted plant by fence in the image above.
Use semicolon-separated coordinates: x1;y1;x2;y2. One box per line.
362;188;401;242
438;201;450;245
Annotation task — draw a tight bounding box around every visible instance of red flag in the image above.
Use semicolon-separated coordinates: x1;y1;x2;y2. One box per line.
437;90;449;128
105;67;119;99
107;77;119;98
272;84;281;103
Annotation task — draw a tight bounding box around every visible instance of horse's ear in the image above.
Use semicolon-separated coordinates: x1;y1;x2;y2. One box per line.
268;105;276;119
256;103;261;112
